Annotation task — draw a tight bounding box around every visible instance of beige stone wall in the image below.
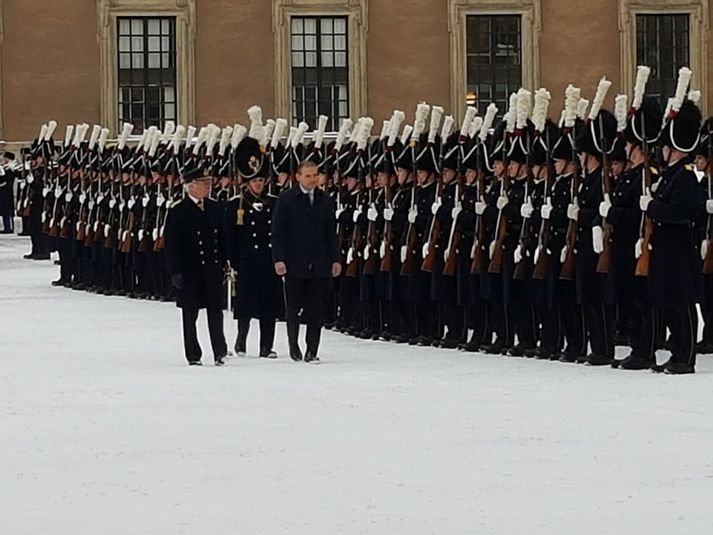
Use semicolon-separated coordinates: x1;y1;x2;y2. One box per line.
0;0;710;146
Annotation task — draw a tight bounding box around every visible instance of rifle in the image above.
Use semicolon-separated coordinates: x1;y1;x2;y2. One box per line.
560;128;581;281
138;184;154;253
488;125;512;274
702;131;713;274
513;135;535;280
363;174;380;276
444;145;465;276
104;181;119;249
58;172;73;239
635;134;657;276
379;177;395;272
400;176;418;276
345;188;365;278
421;176;443;273
470;165;488;274
596;118;613;274
75;175;89;243
532;129;555;280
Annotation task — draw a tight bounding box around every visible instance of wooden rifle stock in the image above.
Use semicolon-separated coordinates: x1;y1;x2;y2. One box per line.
634;164;654;277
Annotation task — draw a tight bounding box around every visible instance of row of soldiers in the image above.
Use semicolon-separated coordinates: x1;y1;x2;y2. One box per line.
21;65;710;373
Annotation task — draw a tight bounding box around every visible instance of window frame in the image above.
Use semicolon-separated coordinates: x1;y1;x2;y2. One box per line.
97;0;195;136
619;0;708;114
448;0;541;122
272;0;367;132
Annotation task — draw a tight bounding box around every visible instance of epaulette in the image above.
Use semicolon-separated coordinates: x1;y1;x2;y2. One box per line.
168;199;181;209
685;163;695;172
650;166;659;175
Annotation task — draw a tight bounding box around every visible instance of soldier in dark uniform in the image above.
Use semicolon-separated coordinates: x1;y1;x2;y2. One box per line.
164;166;229;366
574;107;617;365
0;152;18;233
642;98;703;374
607;96;663;370
26;129;52;260
226;136;283;358
695;118;713;355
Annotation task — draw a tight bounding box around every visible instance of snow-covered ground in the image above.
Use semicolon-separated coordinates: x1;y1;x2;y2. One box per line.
2;231;713;534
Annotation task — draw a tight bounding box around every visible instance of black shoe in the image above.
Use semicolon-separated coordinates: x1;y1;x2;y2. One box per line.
394;333;410;344
619;355;654;370
464;341;481;353
214;355;226;366
696;342;713;355
188;360;202;366
32;253;51;260
586;353;612;366
408;336;419;345
304;350;320;364
259;348;278;359
289;346;303;362
523;347;538;358
440;338;460;349
482;343;504;355
23;253;34;259
508;344;533;357
534;347;553;360
417;336;433;347
378;331;392;342
51;279;68;287
234;340;246;356
559;351;579;363
663;361;695;374
575;353;589;364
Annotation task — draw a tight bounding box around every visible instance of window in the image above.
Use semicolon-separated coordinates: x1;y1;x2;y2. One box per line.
636;14;690;108
117;17;177;133
466;15;522;115
291;16;349;131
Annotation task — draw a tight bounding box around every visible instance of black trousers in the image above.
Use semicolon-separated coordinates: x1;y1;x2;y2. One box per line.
285;277;330;355
236;317;277;353
662;305;698;368
1;215;13;232
583;303;617;358
181;307;227;363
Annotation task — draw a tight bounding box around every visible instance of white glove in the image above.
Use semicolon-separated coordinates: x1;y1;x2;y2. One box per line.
431;200;442;216
496;196;509;210
475;201;486;215
599;195;612;218
64;192;73;203
520;201;534;219
567;203;579;221
379;241;387;258
706;200;713;215
701;240;709;261
541;200;553;220
514;244;523;264
42;186;50;198
639;194;653;212
352;207;362;223
592;226;604;254
152;228;159;241
157;194;165;207
335;207;344;220
142;196;150;208
422;242;430;258
367;204;378;222
363;244;370;260
408;208;417;224
346;247;354;264
128;199;135;210
559;245;568;264
400;245;408;263
27;174;34;184
383;207;394;221
97;194;104;204
88;200;95;210
635;238;643;260
138;229;145;241
109;199;117;209
451;205;462;222
80;193;87;204
54;186;62;198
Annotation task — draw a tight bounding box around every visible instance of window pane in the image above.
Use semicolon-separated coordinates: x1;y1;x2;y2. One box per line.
117;17;177;133
465;15;522;115
291;17;349;130
636;14;690;109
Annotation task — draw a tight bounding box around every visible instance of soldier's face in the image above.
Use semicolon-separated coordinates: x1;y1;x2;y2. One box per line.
493;161;505;177
611;161;625;176
377;172;389;187
248;177;265;195
507;161;521;178
346;176;358;191
554;159;567;175
695;155;709;173
416;170;431;184
296;164;319;190
396;168;410;185
443;169;456;184
465;169;477;184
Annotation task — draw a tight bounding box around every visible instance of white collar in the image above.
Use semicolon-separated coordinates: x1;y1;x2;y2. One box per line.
188;194;203;205
299;185;314;196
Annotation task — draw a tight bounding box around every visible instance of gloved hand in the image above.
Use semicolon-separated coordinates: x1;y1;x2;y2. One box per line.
639;194;653;212
599;195;612;218
431;199;442;216
475;201;486;215
706;199;713;215
335;207;344;220
520;201;534;219
541;200;553;220
514;244;523;264
352;207;362;223
407;208;417;224
451;205;462;222
171;273;184;290
567;203;579;221
383;207;394;221
367;203;378;222
592;226;604;254
496;196;509;210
